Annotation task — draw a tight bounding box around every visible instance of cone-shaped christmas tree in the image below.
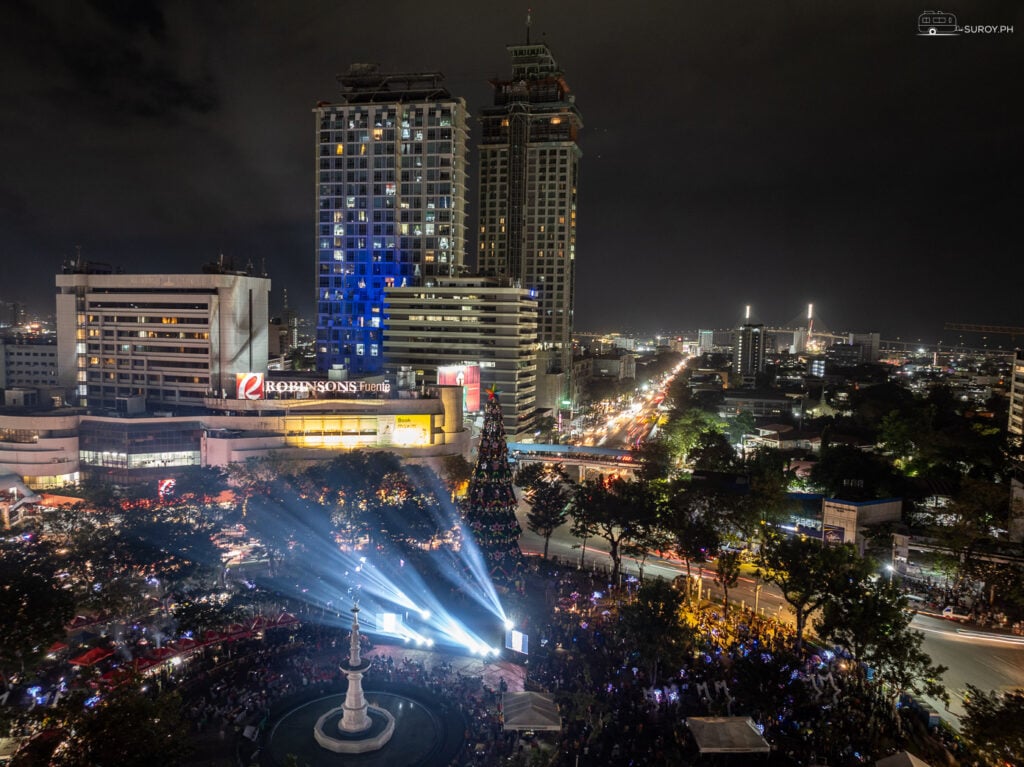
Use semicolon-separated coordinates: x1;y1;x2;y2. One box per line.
463;386;522;582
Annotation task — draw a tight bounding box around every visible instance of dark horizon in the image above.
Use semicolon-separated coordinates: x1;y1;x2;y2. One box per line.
2;2;1021;342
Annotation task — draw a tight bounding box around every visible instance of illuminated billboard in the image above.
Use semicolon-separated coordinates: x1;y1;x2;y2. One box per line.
236;372;264;400
234;374;391;400
437;364;481;412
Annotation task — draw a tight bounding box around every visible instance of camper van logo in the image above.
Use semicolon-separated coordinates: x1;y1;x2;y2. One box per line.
918;10;1013;35
236;372;264;400
918;10;958;35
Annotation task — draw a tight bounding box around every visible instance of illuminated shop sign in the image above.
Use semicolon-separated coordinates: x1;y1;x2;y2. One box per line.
437;363;481;412
235;373;390;399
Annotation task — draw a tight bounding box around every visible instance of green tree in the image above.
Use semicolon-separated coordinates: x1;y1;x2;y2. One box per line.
0;542;74;675
568;478;639;585
55;685;192;767
622;481;671;582
757;535;863;652
689;430;739;472
714;550;742;617
439;454;473;501
617;578;692;685
809;443;904;499
172;465;228;505
726;410;757;446
662;483;720;598
525;481;571;560
816;573;947;709
661;408;726;464
635;437;674;481
961;685;1024;766
935;479;1011;595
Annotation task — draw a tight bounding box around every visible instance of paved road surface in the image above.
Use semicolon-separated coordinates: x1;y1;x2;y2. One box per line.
515;495;1024;729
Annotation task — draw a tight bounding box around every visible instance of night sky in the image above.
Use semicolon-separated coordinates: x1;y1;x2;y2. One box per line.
2;1;1021;341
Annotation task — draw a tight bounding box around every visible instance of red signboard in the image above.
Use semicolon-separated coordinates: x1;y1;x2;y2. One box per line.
236;372;264;400
437;364;481;412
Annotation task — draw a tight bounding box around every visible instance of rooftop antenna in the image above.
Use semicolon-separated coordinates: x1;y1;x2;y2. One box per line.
526;7;532;44
744;304;751;322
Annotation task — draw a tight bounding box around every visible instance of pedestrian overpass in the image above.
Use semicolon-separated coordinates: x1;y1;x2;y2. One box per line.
506;443;639;481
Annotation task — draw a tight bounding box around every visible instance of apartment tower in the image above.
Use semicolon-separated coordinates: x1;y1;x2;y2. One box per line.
314;65;469;376
476;34;582;403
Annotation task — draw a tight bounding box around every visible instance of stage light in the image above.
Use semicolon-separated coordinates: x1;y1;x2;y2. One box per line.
420;609;431;621
503;619;514;631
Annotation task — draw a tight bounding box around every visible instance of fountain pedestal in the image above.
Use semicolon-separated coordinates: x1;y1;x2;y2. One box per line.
313;605;395;754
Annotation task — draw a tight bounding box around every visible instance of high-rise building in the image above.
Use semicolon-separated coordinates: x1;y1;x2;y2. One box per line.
314;66;469;376
383;277;538;436
733;323;766;387
698;329;715;355
1010;350;1024;438
476;38;582;392
55;264;270;411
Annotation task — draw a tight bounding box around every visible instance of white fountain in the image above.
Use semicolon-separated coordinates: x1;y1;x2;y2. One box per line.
313;605;395;753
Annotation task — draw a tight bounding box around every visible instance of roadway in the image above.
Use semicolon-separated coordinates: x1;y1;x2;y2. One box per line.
514;495;1024;729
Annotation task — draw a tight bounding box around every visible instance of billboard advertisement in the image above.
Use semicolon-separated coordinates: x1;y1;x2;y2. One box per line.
822;525;846;545
437;364;481;412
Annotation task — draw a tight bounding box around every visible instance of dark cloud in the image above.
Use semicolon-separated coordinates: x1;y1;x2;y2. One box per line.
3;0;218;123
1;0;1021;339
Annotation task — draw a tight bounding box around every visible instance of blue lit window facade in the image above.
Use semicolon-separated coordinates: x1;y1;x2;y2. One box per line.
314;72;468;375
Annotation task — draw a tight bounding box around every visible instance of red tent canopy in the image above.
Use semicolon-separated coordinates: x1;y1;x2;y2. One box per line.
47;641;68;654
149;647;177;662
134;657;157;672
99;668;132;687
170;638;200;654
225;623;250;641
69;647;113;667
275;612;299;626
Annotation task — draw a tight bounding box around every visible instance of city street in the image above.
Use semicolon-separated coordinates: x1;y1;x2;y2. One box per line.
515;494;1024;730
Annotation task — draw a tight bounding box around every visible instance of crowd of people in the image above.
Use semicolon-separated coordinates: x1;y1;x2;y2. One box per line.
2;555;966;766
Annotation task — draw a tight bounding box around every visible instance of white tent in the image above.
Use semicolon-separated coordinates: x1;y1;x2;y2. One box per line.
876;752;932;767
686;717;771;754
502;692;562;732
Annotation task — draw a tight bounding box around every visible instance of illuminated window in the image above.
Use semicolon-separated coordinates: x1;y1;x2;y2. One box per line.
335;144;344;155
